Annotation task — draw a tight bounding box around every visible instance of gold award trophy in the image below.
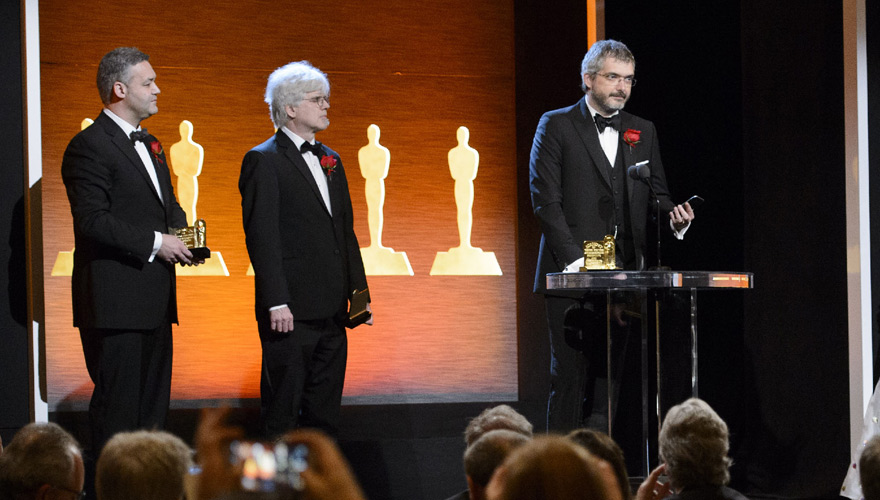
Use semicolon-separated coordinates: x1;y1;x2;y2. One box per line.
579;235;619;271
173;219;211;260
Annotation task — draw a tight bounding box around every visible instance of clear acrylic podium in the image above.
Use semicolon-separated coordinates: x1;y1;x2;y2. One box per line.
546;270;753;476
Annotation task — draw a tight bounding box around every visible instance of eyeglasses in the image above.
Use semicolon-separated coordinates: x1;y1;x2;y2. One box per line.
53;485;86;499
303;95;330;106
596;73;637;87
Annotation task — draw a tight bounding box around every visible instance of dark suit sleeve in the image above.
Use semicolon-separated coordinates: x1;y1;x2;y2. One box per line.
640;122;677;217
239;149;291;310
336;161;369;299
529;112;584;269
62;133;156;262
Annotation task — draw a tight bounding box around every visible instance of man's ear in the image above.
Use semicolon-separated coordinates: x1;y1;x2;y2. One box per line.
112;81;126;100
285;104;296;120
582;73;592;92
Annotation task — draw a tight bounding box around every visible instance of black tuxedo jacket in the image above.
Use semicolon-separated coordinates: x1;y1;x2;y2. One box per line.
529;99;676;293
239;130;368;322
62;111;187;329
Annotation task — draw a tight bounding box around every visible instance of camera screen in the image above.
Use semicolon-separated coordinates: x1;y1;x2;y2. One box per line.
230;440;308;493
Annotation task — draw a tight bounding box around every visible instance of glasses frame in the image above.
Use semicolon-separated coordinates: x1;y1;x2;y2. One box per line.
595;72;637;87
302;95;330;106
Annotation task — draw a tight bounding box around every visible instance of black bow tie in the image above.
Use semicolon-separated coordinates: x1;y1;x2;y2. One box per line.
300;141;323;156
130;129;150;143
594;114;620;133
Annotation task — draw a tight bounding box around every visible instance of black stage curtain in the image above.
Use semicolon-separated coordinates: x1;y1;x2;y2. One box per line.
0;0;31;442
606;1;849;498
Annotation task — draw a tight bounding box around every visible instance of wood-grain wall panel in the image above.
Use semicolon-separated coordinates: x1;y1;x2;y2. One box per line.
40;0;518;408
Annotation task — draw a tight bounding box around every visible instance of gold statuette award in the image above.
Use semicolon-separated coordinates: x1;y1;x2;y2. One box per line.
173;218;210;260
579;235;618;271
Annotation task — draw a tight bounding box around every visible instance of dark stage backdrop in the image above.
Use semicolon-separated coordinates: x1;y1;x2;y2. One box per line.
0;0;30;443
39;0;519;409
604;0;851;498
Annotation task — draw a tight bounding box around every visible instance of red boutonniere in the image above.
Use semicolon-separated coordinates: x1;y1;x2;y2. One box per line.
320;155;337;177
149;140;166;165
623;129;641;148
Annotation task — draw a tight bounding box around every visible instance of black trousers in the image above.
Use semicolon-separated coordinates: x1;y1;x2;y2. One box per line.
258;316;348;438
545;294;635;435
79;323;173;451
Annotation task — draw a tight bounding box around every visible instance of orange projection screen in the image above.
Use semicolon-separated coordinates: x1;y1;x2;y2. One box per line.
40;0;518;409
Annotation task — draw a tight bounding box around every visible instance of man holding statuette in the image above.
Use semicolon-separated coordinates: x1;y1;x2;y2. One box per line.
61;47;202;452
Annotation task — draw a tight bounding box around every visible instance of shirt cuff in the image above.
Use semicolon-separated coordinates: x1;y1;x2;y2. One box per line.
670;221;690;240
563;258;585;273
269;305;288;312
148;231;163;262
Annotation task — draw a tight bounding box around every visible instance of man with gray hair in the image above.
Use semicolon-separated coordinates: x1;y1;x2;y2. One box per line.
95;430;192;500
637;398;747;500
240;61;370;438
0;423;85;500
463;404;533;446
530;39;695;434
460;430;530;500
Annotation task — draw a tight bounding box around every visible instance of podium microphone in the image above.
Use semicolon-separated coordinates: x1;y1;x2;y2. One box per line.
627;160;650;182
627;160;667;270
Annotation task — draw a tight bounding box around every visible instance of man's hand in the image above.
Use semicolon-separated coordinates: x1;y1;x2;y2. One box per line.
270;306;294;333
157;234;193;265
281;429;367;500
194;406;244;500
611;302;628;327
669;202;695;232
636;464;672;500
365;302;373;326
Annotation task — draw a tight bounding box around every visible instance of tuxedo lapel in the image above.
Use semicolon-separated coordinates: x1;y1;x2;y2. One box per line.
98;114;165;206
572;100;612;189
318;147;344;219
277;131;332;217
620;113;637;203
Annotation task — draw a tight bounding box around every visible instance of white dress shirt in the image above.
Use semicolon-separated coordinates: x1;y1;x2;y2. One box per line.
103;109;164;262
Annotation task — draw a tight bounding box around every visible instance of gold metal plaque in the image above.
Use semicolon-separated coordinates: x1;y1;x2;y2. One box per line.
580;235;618;271
173;219;210;260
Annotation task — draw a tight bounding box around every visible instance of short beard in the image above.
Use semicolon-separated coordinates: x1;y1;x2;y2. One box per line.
590;91;628;115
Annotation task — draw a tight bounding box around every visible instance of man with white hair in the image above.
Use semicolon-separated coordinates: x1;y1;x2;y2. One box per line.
637;398;748;500
240;61;370;438
0;423;84;500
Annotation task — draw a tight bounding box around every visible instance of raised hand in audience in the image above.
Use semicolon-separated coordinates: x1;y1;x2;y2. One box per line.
281;429;367;500
636;464;672;500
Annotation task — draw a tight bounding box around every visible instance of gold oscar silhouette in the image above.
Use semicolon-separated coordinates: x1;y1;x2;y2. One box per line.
430;127;502;275
170;120;228;276
358;124;413;275
52;118;94;276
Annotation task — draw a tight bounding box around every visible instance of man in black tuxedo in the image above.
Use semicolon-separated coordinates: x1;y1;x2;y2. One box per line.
240;61;370;437
62;47;198;451
529;40;695;433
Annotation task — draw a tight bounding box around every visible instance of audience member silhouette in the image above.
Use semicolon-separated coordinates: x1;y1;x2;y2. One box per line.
568;428;632;500
96;430;192;500
464;404;534;446
0;422;84;500
454;429;531;500
485;435;611;500
860;435;880;500
637;398;748;500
